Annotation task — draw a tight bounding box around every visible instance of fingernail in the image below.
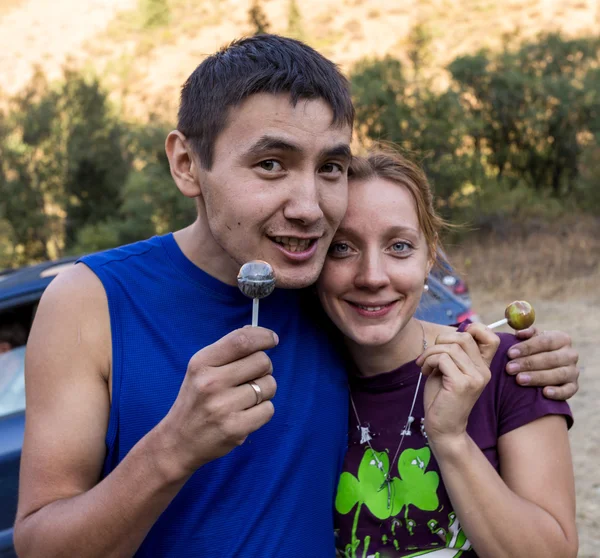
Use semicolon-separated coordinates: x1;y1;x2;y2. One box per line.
508;348;521;358
507;362;520;373
273;332;279;344
518;373;531;385
546;388;556;398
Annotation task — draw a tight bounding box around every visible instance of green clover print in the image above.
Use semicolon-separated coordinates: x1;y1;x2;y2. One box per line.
336;447;440;558
336;448;403;521
391;447;440;520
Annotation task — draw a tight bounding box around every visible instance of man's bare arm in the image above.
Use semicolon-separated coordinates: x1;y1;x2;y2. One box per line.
14;264;278;558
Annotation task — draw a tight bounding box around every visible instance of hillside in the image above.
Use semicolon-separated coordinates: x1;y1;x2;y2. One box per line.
1;0;599;121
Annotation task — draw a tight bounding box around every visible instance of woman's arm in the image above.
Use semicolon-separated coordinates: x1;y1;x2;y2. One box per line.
418;323;577;558
430;415;577;558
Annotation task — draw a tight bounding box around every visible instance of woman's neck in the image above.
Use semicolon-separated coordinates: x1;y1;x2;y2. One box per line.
346;318;428;377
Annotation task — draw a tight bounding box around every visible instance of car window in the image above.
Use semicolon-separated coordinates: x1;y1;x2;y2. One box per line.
0;344;26;417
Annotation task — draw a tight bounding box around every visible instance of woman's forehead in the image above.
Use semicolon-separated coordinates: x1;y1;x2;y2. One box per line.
345;177;418;224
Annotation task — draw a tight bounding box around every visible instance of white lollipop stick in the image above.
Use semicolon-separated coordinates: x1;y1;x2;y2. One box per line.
252;298;260;327
487;318;508;329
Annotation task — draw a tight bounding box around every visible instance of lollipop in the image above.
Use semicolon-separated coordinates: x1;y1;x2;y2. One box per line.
237;260;276;327
487;300;535;330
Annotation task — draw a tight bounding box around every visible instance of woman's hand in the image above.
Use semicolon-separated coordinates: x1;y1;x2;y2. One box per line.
416;323;500;447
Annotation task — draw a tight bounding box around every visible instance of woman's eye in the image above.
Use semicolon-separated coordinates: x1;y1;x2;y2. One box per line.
329;242;350;256
259;160;283;172
391;242;411;253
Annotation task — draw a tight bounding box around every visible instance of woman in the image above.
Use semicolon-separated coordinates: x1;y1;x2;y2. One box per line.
316;150;577;557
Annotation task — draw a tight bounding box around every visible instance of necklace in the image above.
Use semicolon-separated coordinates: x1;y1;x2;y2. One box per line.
349;319;428;509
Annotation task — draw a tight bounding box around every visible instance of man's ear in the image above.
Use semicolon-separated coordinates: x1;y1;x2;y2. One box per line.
165;130;202;198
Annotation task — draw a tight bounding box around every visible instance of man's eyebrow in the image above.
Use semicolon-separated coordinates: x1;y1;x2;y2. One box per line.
246;135;303;156
319;143;352;162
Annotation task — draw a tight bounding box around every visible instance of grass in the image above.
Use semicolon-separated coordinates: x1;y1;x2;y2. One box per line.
446;213;600;299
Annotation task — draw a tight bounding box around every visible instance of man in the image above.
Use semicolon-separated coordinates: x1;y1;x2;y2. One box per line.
14;35;579;557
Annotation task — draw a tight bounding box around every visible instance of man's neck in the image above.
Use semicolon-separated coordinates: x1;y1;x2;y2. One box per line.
173;219;240;286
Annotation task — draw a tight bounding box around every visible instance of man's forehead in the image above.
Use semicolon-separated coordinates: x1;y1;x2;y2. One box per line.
223;93;352;145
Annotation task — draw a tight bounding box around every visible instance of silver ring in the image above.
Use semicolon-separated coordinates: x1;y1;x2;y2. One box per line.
248;381;263;406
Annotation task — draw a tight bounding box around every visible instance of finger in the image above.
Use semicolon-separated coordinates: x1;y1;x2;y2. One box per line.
190;327;278;369
507;330;573;359
419;333;484;371
233;374;278;410
235;400;276;435
417;332;476;366
514;365;579;390
223;350;273;386
423;353;471;391
464;323;501;367
514;326;538;339
506;346;579;375
437;330;489;366
542;382;579;401
421;350;473;381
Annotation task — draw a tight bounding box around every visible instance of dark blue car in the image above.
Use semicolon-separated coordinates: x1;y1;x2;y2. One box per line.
0;255;473;556
0;257;78;558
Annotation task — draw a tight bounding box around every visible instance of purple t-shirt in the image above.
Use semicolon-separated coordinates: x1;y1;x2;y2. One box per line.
334;328;573;557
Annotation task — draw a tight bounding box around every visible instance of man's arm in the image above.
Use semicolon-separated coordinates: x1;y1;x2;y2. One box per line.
504;327;579;400
14;264;278;558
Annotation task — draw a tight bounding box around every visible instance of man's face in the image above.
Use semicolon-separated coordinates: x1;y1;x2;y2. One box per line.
197;93;352;289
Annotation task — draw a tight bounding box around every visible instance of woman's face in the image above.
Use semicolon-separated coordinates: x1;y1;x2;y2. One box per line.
317;176;432;349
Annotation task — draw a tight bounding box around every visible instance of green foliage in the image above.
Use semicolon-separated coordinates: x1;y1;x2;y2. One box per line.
351;32;600;225
139;0;170;29
70;122;196;255
350;57;471;208
0;68;195;267
0;68;128;265
449;33;600;196
249;0;270;35
287;0;306;41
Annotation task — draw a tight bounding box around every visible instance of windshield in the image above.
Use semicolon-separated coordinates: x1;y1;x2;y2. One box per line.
0;345;26;417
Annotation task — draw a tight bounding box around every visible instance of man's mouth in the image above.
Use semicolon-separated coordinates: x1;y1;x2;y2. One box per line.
271;236;315;253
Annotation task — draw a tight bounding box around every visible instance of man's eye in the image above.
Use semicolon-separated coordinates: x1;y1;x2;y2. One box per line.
259;160;283;172
320;162;343;175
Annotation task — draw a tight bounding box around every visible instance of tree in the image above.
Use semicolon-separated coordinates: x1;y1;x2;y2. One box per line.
0;68;131;265
350;57;471;207
249;0;270;35
287;0;305;42
139;0;170;29
449;33;600;196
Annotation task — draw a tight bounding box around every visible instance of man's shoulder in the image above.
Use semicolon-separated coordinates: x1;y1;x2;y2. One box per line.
78;235;166;270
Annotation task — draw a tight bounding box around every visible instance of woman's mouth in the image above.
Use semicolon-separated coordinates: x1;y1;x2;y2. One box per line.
346;300;397;318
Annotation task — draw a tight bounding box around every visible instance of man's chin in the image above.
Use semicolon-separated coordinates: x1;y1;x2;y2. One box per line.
273;266;321;290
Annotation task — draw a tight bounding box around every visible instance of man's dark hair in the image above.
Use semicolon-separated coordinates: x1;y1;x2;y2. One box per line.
177;34;355;169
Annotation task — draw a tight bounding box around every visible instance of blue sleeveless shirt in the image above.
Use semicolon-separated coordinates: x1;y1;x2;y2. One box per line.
79;234;348;557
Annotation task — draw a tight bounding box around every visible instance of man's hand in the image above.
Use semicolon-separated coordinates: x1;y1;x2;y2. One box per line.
157;326;279;480
505;327;579;401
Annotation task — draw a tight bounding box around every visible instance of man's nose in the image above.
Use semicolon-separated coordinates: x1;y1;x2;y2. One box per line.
282;176;324;226
354;253;390;291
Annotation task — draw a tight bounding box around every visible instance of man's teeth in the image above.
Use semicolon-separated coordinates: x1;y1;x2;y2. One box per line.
274;236;311;252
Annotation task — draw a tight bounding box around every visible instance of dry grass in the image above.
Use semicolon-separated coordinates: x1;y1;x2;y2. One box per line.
446;213;600;301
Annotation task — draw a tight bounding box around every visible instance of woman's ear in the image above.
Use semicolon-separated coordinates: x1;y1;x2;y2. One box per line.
165;130;202;198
